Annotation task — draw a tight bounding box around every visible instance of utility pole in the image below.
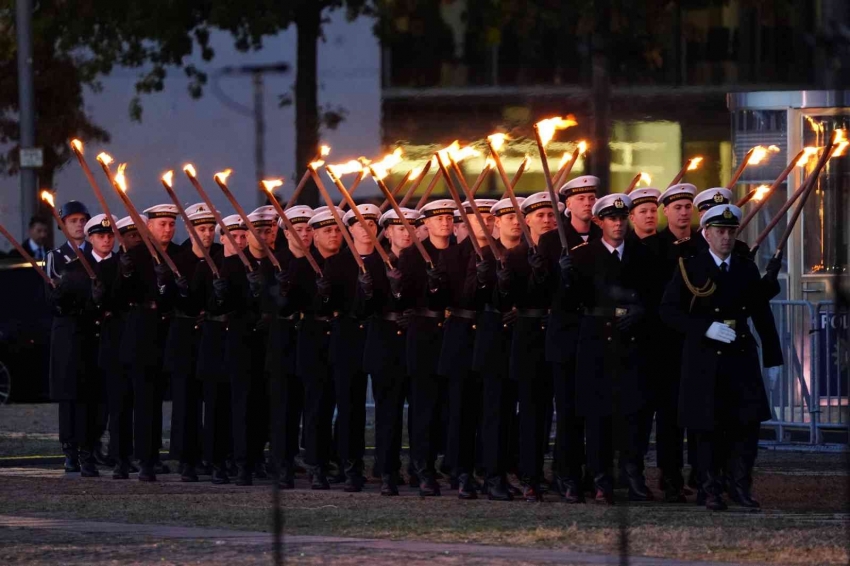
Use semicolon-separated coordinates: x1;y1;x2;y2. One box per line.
16;0;39;237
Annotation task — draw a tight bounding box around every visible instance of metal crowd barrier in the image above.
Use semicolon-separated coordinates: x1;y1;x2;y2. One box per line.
764;300;849;447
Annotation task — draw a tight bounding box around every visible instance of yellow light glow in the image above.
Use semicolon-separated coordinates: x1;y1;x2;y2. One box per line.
70;139;83;153
687;157;703;171
747;145;780;166
796;147;819;167
96;152;113;166
639;172;652;186
409;166;424;181
320;145;331;157
114;164;128;192
448;144;479;163
214;169;232;184
183;164;197;177
162;171;174;187
261;179;284;192
485;157;496;169
40;191;55;207
578;141;588;155
327;160;364;178
309;160;325;169
832;130;849;157
370;148;404;180
535;116;579;147
487;134;508;151
557;153;572;168
752;185;771;201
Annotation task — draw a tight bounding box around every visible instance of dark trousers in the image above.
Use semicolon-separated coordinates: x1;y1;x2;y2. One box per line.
269;375;303;464
170;377;202;465
481;372;517;477
300;370;335;469
445;373;482;477
334;367;368;465
249;377;269;465
585;409;646;477
656;400;685;480
106;375;134;461
552;361;585;482
231;375;263;468
203;381;232;466
409;372;445;471
518;373;552;482
372;370;408;476
693;421;760;492
129;366;163;466
58;399;99;450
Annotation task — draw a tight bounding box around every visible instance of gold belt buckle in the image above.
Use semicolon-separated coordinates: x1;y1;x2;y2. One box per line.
723;319;736;329
615;308;628;318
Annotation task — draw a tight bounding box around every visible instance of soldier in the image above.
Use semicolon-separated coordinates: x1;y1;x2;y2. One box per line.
163;205;217;482
414;216;429;242
452;210;468;244
432;198;497;498
293;206;342;489
692;188;749;257
571;193;663;504
321;203;383;492
475;198;524;500
559;176;602;246
252;205;280;250
627;188;661;241
46;201;99;476
496;192;562;501
660;204;782;511
197;214;246;484
267;206;313;489
366;208;418;495
398;199;456;496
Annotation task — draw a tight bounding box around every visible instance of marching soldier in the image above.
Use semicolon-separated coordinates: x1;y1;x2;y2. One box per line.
627;187;661;241
571;193;663;504
46;201;100;476
398;199;456;496
559;176;602;246
660;204;782;511
365;208;418;495
452;209;468;244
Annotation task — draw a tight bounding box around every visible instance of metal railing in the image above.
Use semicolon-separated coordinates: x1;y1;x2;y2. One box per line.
763;300;849;446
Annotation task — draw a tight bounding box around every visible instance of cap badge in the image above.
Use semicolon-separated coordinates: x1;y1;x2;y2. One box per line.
713;193;724;203
101;218;111;227
722;207;733;219
614;198;625;209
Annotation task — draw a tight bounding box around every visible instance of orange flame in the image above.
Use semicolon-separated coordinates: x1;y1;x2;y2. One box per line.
70;139;83;153
409;165;425;180
832;129;849;157
796;147;819;167
319;145;331;157
162;171;174;187
805;116;825;135
521;155;532;171
747;145;780;166
327;160;364;178
752;184;771;202
484;157;496;169
40;190;55;207
96;152;113;166
261;179;284;193
577;140;588;155
371;148;404;180
535;115;578;147
114;164;128;192
183;164;197;177
309;160;325;169
687;157;703;171
639;172;652;186
448;144;479;163
487;134;508;151
214;169;232;184
557;153;572;168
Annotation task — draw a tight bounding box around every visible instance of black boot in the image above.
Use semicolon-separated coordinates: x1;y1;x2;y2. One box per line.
380;474;399;496
139;464;157;482
486;475;513;502
180;462;199;483
457;473;478;500
328;459;346;484
93;443;116;468
153;460;171;475
521;477;543;502
278;461;295;490
661;472;687;503
311;466;330;490
253;461;268;480
561;477;586;504
127;460;140;474
236;464;253;486
593;473;614;505
196;462;213;476
407;462;420;488
79;449;100;478
729;459;760;509
687;467;699;489
112;459;131;480
625;463;653;501
343;460;365;493
227;459;238;478
211;464;230;485
415;461;440;496
702;471;727;511
62;443;80;473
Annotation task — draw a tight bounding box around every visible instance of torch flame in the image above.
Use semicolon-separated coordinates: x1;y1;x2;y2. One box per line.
319;145;331;157
70;139;83;153
557;153;572;168
327;160;365;178
183;164;197;177
832;129;849;157
96;152;113;166
370;148;404;180
796;147;819;167
577;140;588;155
687;157;703;171
309;160;325;169
448;144;479;163
114;164;128;192
535;115;578;147
805;116;826;135
747;145;780;166
484;157;496;170
40;191;55;207
522;155;532;171
752;185;771;202
487;134;508;151
639;172;652;186
214;169;232;184
162;171;174;187
261;179;284;193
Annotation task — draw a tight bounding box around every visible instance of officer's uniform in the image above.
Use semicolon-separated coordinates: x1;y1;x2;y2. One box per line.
571;193;664;503
660;204;782;511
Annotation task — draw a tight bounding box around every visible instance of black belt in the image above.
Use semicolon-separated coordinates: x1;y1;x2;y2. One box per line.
585;307;629;318
300;312;333;323
483;304;503;314
516;308;549;318
412;308;444;320
173;312;196;320
446;307;476;320
381;312;403;322
205;312;233;324
128;301;157;311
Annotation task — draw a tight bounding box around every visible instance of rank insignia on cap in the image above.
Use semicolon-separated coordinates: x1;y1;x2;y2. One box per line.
723;207;733;219
614;198;625;209
714;193;725;203
101;218;111;227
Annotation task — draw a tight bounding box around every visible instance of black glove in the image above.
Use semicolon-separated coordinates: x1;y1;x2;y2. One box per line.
558;250;573;289
175;275;190;298
154;262;172;290
358;270;374;299
246;270;264;298
398;309;412;330
212;277;229;303
476;259;493;287
426;266;447;293
119;253;134;277
387;267;403;299
91;279;105;306
316;275;332;301
765;252;782;281
616;304;644;331
274;269;290;297
496;265;512;295
528;249;547;282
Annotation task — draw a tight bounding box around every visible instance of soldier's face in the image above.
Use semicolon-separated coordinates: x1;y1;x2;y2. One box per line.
704;226;736;257
222;230;248;256
314;225;342;255
416;223;429;241
526;207;557;238
123;230;144;249
629;203;658;235
64;213;87;240
90;232;114;256
424;214;453;238
453;222;468;243
147;218;175;245
567;193;596;222
286;223;313;249
29;221;49;246
349;220;377;246
468;212;494;241
600;214;628;243
664;201;693;230
264;224;278;249
387;225;412;250
194;224;215;249
495;213;522;241
248;226;272;254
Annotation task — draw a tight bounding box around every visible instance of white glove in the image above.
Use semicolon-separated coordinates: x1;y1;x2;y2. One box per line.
705;322;736;343
766;366;781;390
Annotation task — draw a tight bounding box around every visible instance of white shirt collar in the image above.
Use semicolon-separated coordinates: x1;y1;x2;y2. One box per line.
600;238;625;259
91;250;112;263
27;239;42;253
708;249;731;268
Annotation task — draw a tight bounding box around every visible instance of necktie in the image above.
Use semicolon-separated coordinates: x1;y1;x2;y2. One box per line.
612;249;620;261
720;261;727;273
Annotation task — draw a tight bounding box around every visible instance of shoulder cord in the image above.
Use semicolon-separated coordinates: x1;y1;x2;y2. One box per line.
678;257;715;312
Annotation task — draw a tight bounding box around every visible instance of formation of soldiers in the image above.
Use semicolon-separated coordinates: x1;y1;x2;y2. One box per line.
46;174;783;511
